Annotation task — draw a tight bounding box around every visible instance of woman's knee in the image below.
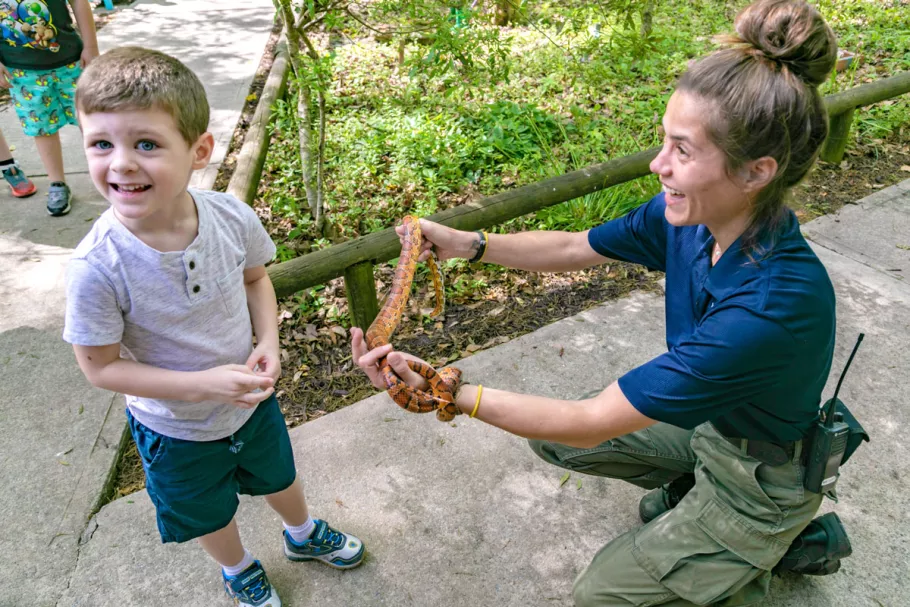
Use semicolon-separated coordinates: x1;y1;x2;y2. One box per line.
527;438;553;462
527;437;580;470
573;566;628;607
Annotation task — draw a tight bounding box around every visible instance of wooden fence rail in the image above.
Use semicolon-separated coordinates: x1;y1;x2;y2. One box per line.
267;71;910;328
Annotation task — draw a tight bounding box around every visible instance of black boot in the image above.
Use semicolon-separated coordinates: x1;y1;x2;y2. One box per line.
773;512;852;576
638;474;695;524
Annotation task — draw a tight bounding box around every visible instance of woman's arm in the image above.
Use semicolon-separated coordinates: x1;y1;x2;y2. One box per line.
404;219;613;273
454;381;655;448
480;229;612;273
351;328;655;447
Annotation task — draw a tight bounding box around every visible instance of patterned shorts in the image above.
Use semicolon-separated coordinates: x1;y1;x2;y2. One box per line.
8;62;81;137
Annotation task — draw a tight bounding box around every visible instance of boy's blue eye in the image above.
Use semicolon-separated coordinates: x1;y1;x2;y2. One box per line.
94;141;113;150
138;141;157;151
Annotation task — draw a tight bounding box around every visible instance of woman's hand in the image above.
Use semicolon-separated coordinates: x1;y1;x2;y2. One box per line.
396;218;479;262
351;327;431;391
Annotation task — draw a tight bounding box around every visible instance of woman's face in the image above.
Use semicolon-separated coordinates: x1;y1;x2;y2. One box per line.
649;91;752;230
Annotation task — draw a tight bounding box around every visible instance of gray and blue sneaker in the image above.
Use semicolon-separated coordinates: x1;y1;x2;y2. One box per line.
222;560;281;607
47;182;71;216
284;519;365;569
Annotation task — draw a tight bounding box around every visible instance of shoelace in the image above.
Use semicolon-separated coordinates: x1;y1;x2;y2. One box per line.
311;525;344;549
324;528;345;548
239;574;269;602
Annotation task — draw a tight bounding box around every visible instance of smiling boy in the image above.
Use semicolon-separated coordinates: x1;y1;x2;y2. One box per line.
63;47;364;607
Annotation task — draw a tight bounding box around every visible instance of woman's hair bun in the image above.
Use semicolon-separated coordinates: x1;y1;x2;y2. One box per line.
725;0;838;86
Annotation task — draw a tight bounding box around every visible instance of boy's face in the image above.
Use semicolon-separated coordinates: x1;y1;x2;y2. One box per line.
79;107;213;224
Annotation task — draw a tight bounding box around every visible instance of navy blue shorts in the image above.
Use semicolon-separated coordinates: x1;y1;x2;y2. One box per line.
127;395;297;543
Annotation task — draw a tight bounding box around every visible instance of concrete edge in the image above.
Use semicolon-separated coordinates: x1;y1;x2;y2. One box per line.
802;229;906;283
88;400;134;521
227;39;290;204
801;178;910;284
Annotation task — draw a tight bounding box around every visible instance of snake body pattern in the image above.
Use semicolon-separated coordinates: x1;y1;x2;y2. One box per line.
365;216;463;421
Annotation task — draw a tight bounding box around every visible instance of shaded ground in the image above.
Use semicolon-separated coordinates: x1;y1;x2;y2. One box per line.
792;143;910;221
110;135;910;499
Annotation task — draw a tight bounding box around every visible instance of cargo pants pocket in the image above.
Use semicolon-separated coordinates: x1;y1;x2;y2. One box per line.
631;496;790;605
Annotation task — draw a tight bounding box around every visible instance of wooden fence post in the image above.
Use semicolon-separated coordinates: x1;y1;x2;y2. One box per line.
343;261;379;331
820;108;855;164
268;73;910;299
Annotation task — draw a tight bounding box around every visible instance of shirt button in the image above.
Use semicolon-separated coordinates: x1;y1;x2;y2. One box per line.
193;285;201;293
189;261;196;270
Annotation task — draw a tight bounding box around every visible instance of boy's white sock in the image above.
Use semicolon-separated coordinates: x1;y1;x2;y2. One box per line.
222;550;255;577
284;516;316;543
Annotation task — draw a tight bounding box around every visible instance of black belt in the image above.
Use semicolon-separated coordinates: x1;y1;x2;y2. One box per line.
717;432;805;467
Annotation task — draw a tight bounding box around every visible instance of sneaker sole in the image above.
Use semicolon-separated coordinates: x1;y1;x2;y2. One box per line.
48;200;71;216
228;594;281;607
10;187;37;198
284;543;365;569
802;558;842;576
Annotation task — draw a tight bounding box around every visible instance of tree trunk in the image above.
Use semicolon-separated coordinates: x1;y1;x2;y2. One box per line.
276;0;320;222
296;84;319;221
299;30;328;230
640;1;655;39
494;1;515;26
316;91;326;232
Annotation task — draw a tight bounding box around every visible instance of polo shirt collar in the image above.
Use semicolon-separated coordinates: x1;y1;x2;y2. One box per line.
702;210;797;301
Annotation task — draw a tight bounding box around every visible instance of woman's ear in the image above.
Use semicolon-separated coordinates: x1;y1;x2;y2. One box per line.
740;156;778;193
191;132;215;170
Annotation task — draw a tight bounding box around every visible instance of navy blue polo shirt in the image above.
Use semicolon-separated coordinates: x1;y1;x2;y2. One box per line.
588;193;836;442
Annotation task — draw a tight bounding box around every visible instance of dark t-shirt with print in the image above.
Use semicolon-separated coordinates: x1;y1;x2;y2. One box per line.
0;0;83;70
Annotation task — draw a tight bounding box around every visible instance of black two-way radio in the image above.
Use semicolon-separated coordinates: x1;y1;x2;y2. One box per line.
804;333;865;494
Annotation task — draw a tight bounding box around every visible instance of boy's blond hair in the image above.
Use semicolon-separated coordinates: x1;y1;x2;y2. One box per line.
76;47;209;145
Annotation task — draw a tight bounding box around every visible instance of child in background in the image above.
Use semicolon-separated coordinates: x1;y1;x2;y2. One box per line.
0;127;36;197
0;0;98;215
64;47;364;607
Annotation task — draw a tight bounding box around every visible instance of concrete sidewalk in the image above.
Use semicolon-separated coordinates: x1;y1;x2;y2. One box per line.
0;1;276;605
56;179;910;607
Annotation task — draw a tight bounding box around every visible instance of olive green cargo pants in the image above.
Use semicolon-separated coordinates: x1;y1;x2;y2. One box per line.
529;421;823;606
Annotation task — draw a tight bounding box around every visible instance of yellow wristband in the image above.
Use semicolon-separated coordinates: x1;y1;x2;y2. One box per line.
478;232;489;262
470;385;483;418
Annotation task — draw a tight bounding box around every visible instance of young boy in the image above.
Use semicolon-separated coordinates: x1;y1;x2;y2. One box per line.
64;47;364;607
0;0;98;215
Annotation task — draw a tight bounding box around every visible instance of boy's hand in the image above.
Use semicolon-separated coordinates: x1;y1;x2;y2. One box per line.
0;64;11;89
246;342;281;383
197;364;275;409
